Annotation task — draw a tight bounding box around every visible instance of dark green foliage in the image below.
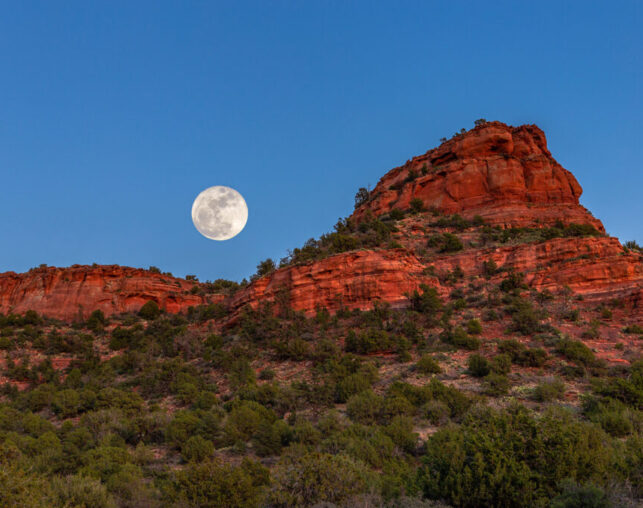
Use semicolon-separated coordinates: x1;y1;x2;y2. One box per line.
354;187;370;209
389;208;405;220
428;233;463;253
490;353;512;375
623;324;643;335
138;301;160;320
499;271;526;292
410;198;425;214
419;405;620;507
465;319;482;335
86;310;106;333
255;258;276;278
556;339;598;367
268;452;370;507
409;284;442;318
345;329;395;354
0;272;640;508
173;458;269;508
181;435;214;462
440;327;481;350
346;390;384;424
533;378;565;402
480;223;602;246
416;355;441;375
434;214;470;231
549;480;609;508
590;360;643;409
482;259;498;277
467;354;490;377
582;397;636;437
482;373;510;396
497;339;548;367
506;298;542;335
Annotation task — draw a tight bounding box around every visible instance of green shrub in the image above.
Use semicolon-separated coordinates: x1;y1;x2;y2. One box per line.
174;458;268;508
384;416;418;453
346;390;383;424
549;479;609;508
345;329;394;354
482;373;510;396
423;400;450;425
465;319;482;335
389;208;405;220
482;259;498;277
50;474;117;508
138;301;160;320
439;233;464;253
556;339;597;367
506;297;542;335
268;452;370;507
410;198;425;213
497;339;547;367
255;258;276;278
490;354;512;375
419;405;619;507
416;355;442;375
409;284;443;316
354;187;370;209
467;354;490;377
499;271;526;292
533;378;565;402
181;435;215;463
441;327;481;350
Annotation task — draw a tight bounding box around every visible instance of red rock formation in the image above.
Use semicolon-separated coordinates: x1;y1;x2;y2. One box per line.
0;265;208;321
226;237;641;319
352;122;604;231
228;250;427;316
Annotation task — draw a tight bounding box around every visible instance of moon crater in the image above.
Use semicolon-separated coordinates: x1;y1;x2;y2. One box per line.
191;186;248;241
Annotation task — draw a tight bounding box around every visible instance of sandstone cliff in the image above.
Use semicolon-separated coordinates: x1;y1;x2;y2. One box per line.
0;265;207;320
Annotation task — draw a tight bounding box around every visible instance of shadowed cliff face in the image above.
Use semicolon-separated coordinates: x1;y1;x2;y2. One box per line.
0;121;641;322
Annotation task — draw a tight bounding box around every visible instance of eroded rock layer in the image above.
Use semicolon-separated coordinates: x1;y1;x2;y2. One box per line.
0;265;207;320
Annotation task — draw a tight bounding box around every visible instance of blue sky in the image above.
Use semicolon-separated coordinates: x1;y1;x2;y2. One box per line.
1;1;641;282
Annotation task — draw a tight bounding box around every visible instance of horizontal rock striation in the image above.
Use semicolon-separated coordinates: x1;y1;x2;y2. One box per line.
0;265;207;321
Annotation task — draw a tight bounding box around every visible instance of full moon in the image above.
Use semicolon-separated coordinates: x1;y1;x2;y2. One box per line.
191;186;248;241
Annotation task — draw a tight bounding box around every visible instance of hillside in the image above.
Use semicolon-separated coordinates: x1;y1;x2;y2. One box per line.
0;120;641;507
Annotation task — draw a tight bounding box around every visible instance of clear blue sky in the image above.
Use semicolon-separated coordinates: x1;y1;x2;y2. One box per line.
1;1;641;282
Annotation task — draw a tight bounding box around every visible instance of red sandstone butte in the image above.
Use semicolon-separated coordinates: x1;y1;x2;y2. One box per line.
0;265;208;321
351;121;604;231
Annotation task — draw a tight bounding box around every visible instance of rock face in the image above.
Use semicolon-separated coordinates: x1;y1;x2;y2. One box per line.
0;121;640;322
352;122;604;231
0;265;207;321
228;250;427;316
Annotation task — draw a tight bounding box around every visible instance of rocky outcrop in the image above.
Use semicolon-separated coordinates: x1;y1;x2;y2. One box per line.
352;122;604;231
227;238;642;319
0;265;207;321
228;250;427;316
